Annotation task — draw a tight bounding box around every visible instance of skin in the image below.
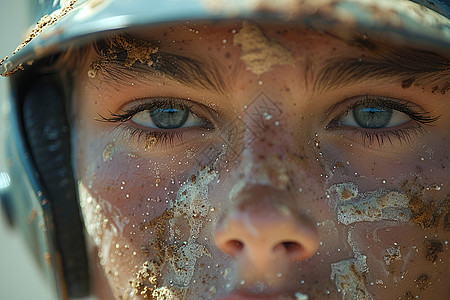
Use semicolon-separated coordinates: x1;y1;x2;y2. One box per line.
71;22;450;299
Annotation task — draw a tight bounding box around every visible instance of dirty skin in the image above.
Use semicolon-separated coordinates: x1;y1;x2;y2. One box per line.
330;253;371;300
88;34;159;78
233;21;295;75
327;183;411;226
402;180;450;230
326;177;450;299
129;167;217;299
74;20;450;299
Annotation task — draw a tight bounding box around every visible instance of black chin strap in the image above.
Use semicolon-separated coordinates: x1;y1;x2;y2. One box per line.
22;77;90;298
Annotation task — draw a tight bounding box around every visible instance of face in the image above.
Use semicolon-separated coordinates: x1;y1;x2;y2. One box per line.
71;21;450;300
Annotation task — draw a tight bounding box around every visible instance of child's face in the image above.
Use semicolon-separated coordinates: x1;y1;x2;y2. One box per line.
72;22;450;299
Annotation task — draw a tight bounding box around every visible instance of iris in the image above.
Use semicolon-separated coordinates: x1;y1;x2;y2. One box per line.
352;104;393;129
149;106;190;129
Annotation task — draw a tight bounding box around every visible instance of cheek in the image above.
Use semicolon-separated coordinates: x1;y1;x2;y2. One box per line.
78;139;195;239
76;131;221;295
76;146;173;280
319;135;450;189
348;223;450;298
315;134;450;295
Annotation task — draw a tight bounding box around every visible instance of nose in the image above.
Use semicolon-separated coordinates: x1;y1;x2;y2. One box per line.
214;185;319;273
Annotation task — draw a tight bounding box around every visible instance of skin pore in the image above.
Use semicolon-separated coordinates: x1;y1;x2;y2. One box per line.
71;22;450;299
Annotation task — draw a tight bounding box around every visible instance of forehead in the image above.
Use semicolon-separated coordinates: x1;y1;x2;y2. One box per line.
87;21;368;87
96;20;450;69
84;21;449;97
127;21;359;51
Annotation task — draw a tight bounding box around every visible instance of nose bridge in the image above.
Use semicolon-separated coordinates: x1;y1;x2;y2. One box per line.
241;140;291;190
240;92;289;153
234;96;295;190
215;94;321;278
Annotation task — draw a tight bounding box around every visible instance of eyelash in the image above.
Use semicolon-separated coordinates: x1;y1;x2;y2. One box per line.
97;98;205;147
329;96;440;147
98;96;440;149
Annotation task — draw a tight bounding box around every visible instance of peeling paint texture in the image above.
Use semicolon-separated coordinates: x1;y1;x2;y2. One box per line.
328;183;411;225
330;254;372;300
166;167;216;286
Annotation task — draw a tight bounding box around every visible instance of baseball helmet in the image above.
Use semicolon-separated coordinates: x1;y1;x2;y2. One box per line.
0;0;448;299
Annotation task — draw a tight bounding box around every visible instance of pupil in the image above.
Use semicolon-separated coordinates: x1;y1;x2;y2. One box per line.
150;106;189;129
352;104;392;128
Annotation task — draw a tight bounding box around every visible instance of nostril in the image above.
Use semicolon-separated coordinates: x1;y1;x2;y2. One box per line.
276;241;303;260
224;239;244;256
282;241;301;252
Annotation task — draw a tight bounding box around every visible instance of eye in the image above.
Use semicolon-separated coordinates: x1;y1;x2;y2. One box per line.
338;103;411;129
327;96;440;147
97;98;216;149
131;104;206;129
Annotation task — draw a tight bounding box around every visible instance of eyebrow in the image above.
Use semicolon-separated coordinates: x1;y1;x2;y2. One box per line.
93;46;228;94
314;47;450;94
93;36;449;96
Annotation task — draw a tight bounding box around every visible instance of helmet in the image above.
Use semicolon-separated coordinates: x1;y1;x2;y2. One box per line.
0;0;449;299
1;0;450;77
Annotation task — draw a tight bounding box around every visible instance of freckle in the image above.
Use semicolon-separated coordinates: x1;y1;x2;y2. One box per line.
225;52;231;59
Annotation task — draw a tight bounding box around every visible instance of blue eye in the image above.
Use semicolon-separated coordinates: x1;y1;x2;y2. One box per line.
326;96;441;147
339;103;411;129
97;98;215;148
132;105;206;129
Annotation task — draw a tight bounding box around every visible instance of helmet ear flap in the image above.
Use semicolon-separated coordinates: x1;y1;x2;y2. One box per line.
22;78;90;298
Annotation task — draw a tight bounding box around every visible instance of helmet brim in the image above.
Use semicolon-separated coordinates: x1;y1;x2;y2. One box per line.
1;0;449;76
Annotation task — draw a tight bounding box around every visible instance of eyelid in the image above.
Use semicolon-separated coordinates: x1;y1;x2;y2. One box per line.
327;95;440;128
97;97;219;150
123;98;193;115
324;95;441;147
99;97;220;127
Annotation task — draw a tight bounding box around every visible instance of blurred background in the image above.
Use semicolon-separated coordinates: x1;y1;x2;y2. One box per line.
0;0;57;299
